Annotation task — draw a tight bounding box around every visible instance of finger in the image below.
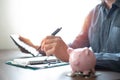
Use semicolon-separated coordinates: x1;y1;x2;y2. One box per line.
43;42;57;55
38;36;60;52
40;38;55;51
37;36;52;50
44;43;55;51
41;41;46;51
45;46;55;56
37;37;47;51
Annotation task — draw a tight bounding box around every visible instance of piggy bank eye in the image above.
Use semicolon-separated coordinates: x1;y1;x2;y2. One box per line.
79;54;81;57
87;51;90;55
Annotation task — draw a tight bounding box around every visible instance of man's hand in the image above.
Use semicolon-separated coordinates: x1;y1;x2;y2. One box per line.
38;35;69;62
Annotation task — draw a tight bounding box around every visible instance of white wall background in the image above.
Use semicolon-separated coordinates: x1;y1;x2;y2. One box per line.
0;0;100;50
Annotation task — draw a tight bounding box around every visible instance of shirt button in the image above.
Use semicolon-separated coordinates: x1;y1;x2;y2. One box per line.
102;49;105;52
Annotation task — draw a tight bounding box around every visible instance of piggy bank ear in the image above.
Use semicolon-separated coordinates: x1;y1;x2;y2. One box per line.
67;48;73;54
84;47;90;55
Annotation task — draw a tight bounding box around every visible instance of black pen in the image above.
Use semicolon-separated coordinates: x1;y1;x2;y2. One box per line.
51;27;62;36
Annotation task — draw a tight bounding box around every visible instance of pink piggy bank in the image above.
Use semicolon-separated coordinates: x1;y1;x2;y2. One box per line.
67;47;96;77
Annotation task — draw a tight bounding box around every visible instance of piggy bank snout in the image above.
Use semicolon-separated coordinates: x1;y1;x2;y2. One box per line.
67;48;74;55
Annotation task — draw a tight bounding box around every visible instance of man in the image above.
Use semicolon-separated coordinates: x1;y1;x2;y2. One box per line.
19;0;120;72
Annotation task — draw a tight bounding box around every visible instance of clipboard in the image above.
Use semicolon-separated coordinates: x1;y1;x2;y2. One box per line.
6;56;69;70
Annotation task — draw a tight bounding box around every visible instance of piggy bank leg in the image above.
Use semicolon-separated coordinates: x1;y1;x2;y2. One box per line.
83;69;96;78
71;70;78;77
67;70;77;77
90;68;96;76
82;70;91;78
91;68;95;74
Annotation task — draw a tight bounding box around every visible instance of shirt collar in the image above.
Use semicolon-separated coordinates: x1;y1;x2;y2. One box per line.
101;0;120;9
114;0;120;8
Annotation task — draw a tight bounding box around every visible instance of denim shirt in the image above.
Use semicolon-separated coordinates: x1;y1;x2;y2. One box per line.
70;0;120;61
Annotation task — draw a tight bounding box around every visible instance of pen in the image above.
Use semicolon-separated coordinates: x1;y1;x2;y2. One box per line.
51;27;62;36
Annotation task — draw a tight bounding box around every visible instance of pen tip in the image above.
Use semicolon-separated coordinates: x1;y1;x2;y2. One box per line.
59;27;62;29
